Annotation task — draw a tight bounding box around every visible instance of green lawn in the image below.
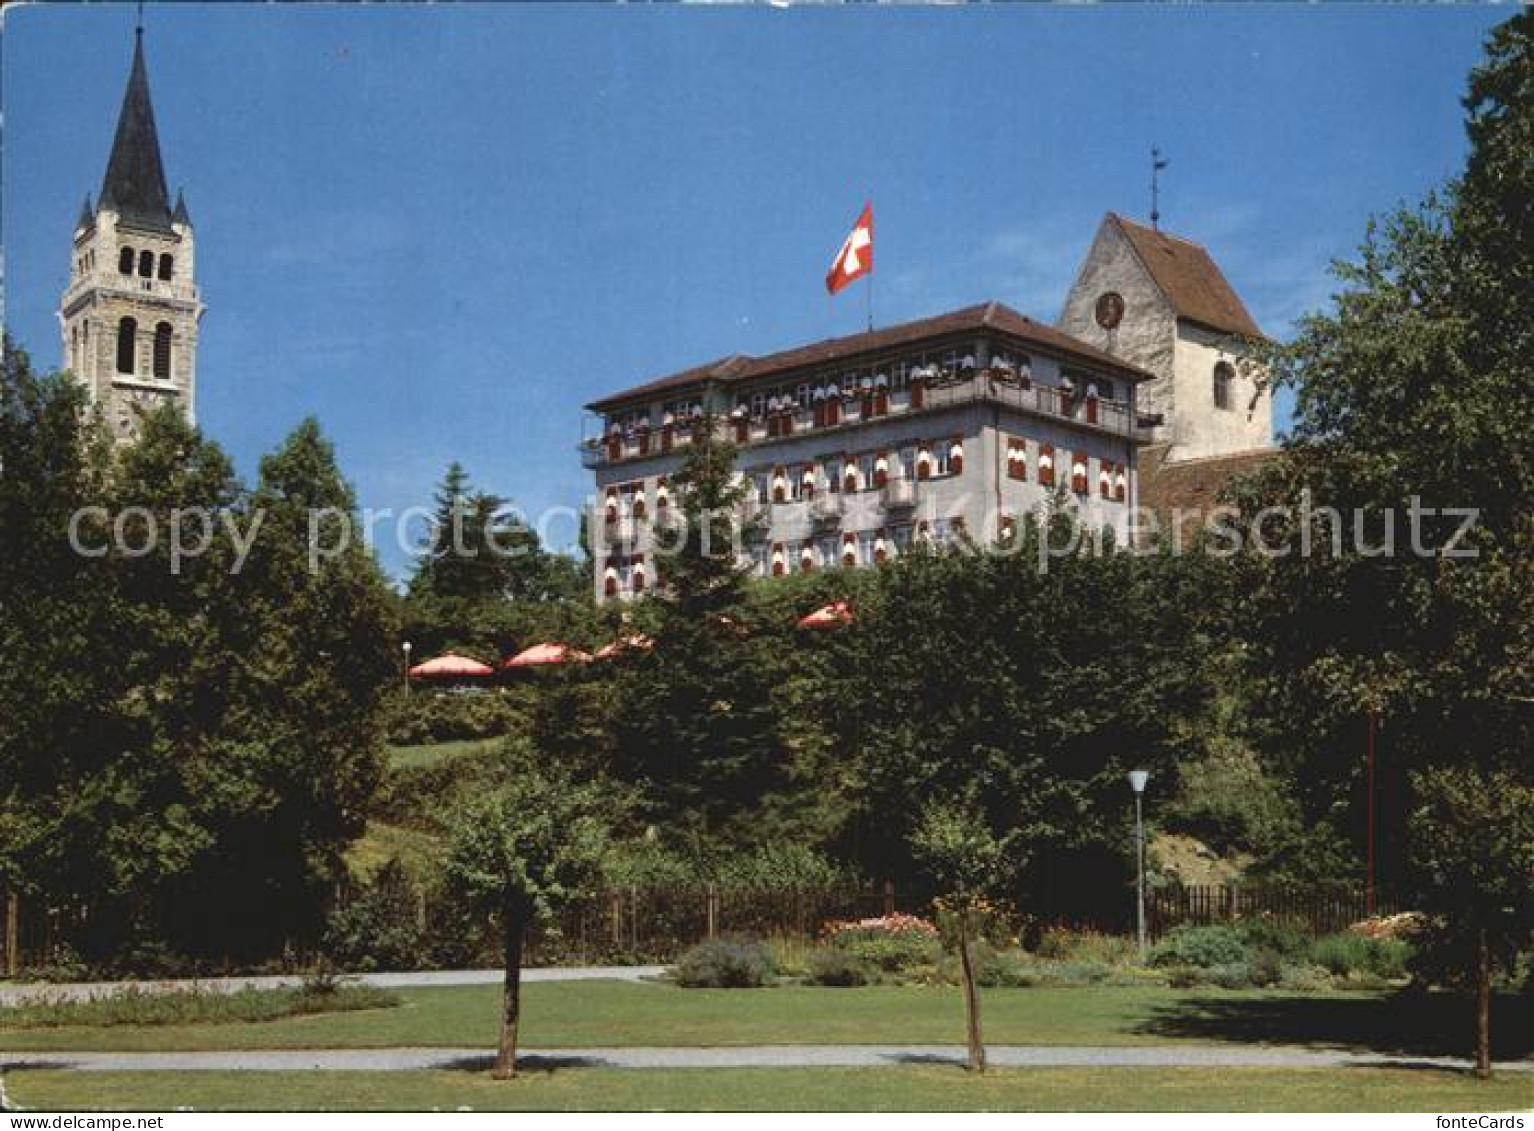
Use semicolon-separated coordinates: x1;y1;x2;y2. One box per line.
6;1067;1530;1112
384;738;500;770
3;981;1528;1060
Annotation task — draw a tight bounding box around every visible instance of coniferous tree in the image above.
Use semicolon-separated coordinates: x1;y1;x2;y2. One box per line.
610;417;785;850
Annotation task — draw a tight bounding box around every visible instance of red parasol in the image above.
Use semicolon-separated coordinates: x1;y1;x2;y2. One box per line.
408;653;495;679
797;601;854;630
502;643;592;669
593;634;655;660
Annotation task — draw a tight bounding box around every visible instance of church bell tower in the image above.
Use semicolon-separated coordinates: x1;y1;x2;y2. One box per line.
60;28;203;444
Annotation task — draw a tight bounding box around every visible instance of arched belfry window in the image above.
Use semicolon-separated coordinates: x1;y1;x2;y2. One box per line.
116;317;137;375
119;247;135;275
1213;361;1235;411
153;323;173;381
138;250;154;278
158;253;174;281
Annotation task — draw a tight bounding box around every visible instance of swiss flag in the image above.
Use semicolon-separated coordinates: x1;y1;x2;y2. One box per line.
825;203;873;295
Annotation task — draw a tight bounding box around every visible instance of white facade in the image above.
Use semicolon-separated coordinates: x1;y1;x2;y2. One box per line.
584;316;1152;601
1059;214;1271;462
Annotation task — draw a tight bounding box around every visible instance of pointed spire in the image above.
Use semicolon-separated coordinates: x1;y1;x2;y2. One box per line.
77;193;96;231
172;189;191;228
99;29;174;232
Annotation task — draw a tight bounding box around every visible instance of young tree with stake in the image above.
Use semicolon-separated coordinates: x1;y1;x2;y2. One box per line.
444;768;611;1079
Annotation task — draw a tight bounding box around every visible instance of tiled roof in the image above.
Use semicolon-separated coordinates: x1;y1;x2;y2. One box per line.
1110;214;1265;340
1137;443;1278;529
588;300;1153;412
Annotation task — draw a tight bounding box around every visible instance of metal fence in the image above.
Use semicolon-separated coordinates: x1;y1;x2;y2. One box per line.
3;881;1393;974
1146;883;1392;942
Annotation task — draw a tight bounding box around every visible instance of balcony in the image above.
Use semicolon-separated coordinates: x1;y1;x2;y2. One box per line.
580;369;1153;469
809;494;843;527
602;517;641;548
881;479;917;512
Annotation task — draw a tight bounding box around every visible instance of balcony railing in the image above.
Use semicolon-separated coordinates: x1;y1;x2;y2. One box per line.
809;494;843;526
580;369;1149;467
881;479;917;511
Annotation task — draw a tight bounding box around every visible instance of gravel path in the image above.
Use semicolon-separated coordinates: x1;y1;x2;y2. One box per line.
4;1046;1530;1073
0;967;667;1006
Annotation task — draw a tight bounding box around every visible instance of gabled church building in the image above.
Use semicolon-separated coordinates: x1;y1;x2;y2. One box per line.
60;30;203;445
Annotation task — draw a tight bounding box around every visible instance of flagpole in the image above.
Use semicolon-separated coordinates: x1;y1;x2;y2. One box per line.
866;193;874;332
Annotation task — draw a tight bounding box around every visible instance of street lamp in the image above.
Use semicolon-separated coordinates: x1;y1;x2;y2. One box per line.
402;640;413;697
1128;769;1150;961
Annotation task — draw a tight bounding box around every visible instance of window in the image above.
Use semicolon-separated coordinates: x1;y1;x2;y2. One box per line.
1038;444;1056;487
138;250;154;278
856;452;877;491
153;322;173;380
1071;452;1090;495
118;247;135;275
157;253;174;281
115;317;137;374
1006;438;1027;481
1214;361;1235;410
771;467;790;504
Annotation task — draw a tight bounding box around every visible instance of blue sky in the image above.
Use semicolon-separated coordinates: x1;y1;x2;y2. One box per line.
4;3;1508;580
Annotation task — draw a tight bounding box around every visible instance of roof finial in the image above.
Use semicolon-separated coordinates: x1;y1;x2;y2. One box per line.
136;0;145;37
1150;144;1169;232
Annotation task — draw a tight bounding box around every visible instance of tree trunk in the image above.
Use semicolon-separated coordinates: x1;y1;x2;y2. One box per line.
1476;927;1492;1080
957;913;986;1074
493;910;527;1080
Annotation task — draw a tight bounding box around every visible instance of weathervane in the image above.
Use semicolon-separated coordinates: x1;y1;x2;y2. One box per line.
1150;145;1169;231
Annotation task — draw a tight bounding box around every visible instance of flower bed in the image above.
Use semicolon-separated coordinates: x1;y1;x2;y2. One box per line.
820;914;941;975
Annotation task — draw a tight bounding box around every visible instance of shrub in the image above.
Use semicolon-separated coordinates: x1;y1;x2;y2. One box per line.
806;947;870;987
1309;932;1411;978
714;844;859;894
1278;963;1335;992
1209;963;1254;990
1247;948;1285;987
1149;924;1250;969
381;688;533;746
324;861;430;972
0;983;399;1029
1162;963;1252;990
1238;919;1310;960
672;937;775;988
1035;927;1136;966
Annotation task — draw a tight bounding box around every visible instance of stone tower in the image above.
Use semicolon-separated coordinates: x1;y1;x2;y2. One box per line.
60;30;203;444
1059;213;1270;462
